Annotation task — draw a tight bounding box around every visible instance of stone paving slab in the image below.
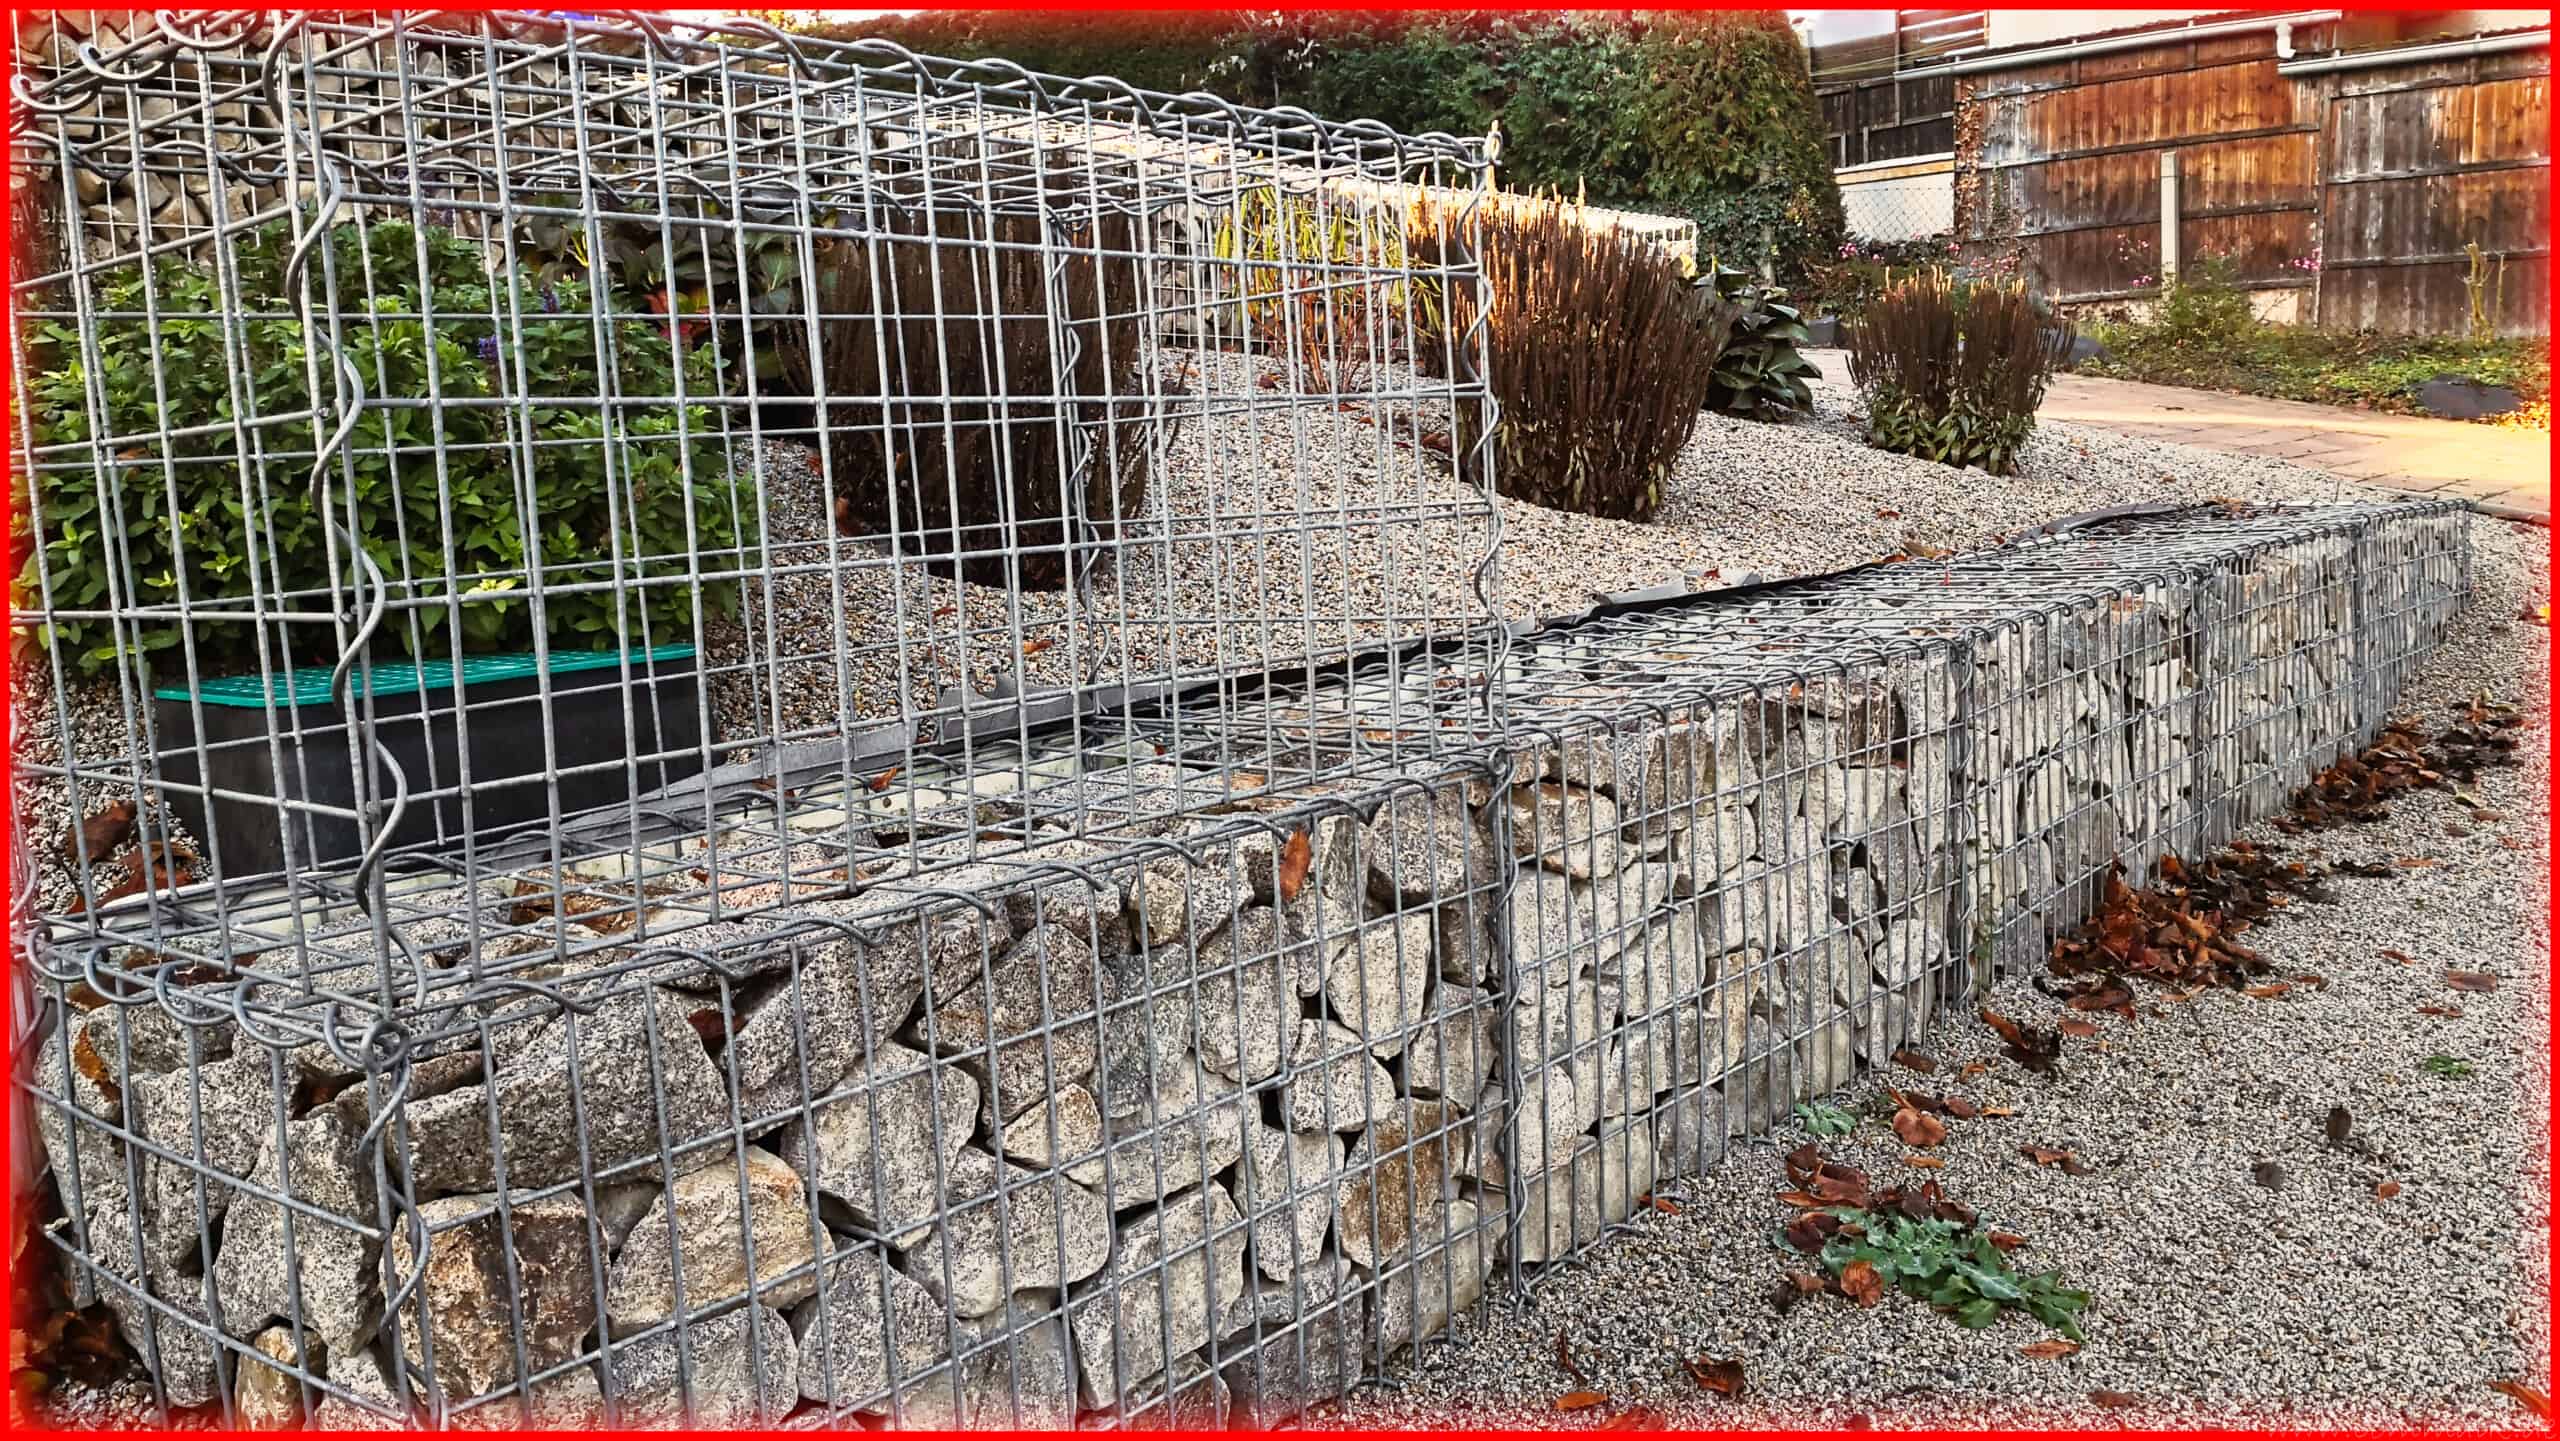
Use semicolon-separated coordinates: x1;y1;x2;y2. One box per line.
1804;348;2551;522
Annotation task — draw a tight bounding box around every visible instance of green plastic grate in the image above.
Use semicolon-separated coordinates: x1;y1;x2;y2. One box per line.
154;644;698;709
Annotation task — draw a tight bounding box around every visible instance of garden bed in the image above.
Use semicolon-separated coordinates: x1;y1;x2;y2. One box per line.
2075;328;2551;431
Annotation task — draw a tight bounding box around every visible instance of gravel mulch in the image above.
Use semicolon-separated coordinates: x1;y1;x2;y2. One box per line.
1332;509;2551;1431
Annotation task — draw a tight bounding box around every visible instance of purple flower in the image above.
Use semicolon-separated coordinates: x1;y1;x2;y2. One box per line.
541;286;561;314
476;335;500;361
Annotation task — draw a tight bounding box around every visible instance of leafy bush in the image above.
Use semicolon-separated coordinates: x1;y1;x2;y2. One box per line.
18;217;744;679
1410;195;1737;522
1845;268;2068;475
784;190;1153;589
1818;1203;2089;1337
2147;256;2258;354
1808;234;1957;320
1704;265;1819;421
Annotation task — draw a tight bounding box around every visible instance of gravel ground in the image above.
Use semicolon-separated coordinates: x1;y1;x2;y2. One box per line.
1334;510;2552;1430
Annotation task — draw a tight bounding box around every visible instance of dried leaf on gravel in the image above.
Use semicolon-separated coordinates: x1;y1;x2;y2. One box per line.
1600;1405;1663;1430
1892;1047;1937;1073
2419;1004;2465;1017
1940;1097;1980;1120
1687;1358;1746;1397
1555;1390;1608;1412
2089;1390;2139;1409
2375;1181;2403;1199
1905;1155;1946;1169
2021;1144;2090;1176
2244;982;2292;999
1838;1259;1885;1308
1980;1008;2063;1073
2020;1339;2081;1360
2491;1381;2551;1417
1960;1060;1991;1079
1893;1106;1948;1147
1555;1332;1591;1386
1987;1231;2028;1252
2445;970;2501;993
1645;1193;1681;1216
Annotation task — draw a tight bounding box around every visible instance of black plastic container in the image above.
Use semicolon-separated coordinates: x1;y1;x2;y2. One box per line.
151;644;706;878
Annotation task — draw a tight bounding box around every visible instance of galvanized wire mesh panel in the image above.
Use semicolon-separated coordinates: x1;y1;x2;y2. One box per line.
11;7;1503;1000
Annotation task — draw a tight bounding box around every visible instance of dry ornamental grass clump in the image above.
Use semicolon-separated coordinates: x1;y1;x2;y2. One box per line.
1845;268;2069;476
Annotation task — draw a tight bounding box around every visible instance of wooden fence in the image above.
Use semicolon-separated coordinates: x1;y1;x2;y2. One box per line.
1953;23;2549;337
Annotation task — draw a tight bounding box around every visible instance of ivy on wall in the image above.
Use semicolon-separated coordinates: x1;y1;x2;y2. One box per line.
780;9;1845;283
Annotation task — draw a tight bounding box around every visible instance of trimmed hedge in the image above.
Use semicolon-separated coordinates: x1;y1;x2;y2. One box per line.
788;10;1844;285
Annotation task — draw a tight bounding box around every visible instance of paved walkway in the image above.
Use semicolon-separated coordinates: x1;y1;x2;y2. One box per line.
1804;349;2551;522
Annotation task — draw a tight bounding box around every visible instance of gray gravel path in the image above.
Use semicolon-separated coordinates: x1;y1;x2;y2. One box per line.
1336;509;2551;1430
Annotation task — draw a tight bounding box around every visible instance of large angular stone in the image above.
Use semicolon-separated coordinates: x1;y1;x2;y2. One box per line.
1372;1198;1493;1353
1089;1058;1248;1209
1068;1182;1248;1407
404;991;731;1194
777;1042;979;1247
1282;1020;1400;1133
1506;863;1685;983
1512;1120;1658;1265
308;1342;414;1430
896;1148;1111;1318
602;1304;797;1428
925;923;1101;1123
1602;912;1706;1017
1506;783;1627;880
1240;816;1361;956
213;1088;382;1350
1096;947;1198;1118
390;1194;600;1400
1235;1118;1340;1283
1323;911;1434;1058
1193;908;1297;1084
789;1246;953;1410
1217;1257;1367;1423
1126;842;1249;948
993;1083;1106;1185
605;1147;820;1334
1000;856;1131;959
234;1324;313;1431
1362;786;1489;903
1335;1099;1458;1270
1402;984;1495;1111
892;1293;1076;1429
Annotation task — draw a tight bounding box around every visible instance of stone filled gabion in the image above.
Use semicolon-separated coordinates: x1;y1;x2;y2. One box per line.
24;504;2471;1427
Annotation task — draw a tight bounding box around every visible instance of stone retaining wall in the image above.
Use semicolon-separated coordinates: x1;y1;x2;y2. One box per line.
23;501;2471;1427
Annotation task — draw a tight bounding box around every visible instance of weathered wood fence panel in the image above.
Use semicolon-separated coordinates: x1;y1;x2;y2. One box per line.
1950;24;2548;336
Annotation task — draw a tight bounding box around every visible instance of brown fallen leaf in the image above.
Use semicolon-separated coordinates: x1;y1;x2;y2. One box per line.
1555;1390;1608;1412
1892;1106;1948;1147
1600;1405;1663;1430
1687;1357;1746;1397
1959;1060;1990;1080
1021;637;1056;657
1838;1258;1885;1308
1892;1047;1937;1073
2381;949;2415;965
1986;1230;2028;1252
2419;1004;2464;1017
1980;1104;2018;1118
1277;829;1313;902
1941;1097;1980;1120
67;798;137;865
2089;1390;2139;1409
2244;982;2292;1000
2375;1181;2402;1199
867;765;902;794
1905;1155;1946;1170
2491;1381;2550;1417
1645;1193;1681;1216
2020;1339;2081;1360
2446;970;2500;993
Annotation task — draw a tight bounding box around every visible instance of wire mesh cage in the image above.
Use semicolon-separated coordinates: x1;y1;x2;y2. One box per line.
6;8;2481;1433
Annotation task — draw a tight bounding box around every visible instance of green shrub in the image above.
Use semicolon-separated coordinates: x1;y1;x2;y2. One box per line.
1411;195;1737;522
1845;268;2067;475
1704;265;1819;421
2148;256;2258;354
18;217;744;680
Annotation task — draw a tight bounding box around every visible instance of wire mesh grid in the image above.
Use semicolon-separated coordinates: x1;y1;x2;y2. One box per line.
6;9;2479;1429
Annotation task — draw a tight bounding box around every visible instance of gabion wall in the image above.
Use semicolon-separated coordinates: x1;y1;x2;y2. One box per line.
24;500;2470;1427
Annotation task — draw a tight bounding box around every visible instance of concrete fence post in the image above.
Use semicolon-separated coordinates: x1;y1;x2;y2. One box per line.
2159;150;2182;286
